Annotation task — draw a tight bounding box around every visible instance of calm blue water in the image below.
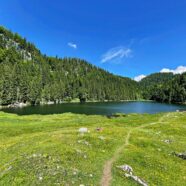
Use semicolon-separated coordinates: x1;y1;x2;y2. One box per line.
1;101;186;115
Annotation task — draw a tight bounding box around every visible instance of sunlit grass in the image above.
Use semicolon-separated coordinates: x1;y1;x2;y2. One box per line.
0;111;185;185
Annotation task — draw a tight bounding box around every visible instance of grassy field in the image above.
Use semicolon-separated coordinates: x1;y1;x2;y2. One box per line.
0;111;185;186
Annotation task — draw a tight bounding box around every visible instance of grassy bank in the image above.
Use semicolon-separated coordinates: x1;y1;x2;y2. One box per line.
0;112;185;185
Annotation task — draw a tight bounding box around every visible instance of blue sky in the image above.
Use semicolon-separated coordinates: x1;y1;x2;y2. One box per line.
0;0;186;80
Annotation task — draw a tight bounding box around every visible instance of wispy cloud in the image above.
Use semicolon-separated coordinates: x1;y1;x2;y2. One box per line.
134;75;146;82
160;66;186;74
101;46;132;63
68;42;77;49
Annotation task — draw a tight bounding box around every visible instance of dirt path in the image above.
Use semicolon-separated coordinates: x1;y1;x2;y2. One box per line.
100;131;131;186
100;114;168;186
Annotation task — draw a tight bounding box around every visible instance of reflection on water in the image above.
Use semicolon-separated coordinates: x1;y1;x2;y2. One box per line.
1;101;186;115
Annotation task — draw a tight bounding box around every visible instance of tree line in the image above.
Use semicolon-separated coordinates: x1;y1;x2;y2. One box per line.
1;26;185;106
0;26;140;105
140;72;186;103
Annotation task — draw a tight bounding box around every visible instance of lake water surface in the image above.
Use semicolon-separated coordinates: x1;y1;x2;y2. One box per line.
1;101;186;115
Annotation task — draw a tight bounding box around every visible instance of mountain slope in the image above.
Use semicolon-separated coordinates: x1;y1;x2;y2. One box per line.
140;72;186;103
0;26;140;105
140;72;174;88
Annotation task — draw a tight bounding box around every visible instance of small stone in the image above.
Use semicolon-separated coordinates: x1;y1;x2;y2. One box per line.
89;174;93;177
79;128;88;134
162;139;172;144
39;176;43;181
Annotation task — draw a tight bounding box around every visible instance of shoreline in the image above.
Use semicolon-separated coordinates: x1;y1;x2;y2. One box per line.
0;99;154;109
0;100;185;111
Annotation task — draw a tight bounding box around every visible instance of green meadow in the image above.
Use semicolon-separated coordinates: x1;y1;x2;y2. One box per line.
0;111;185;186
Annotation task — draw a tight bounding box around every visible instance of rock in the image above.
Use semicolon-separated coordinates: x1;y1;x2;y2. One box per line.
78;128;88;134
118;164;148;186
124;173;148;186
8;102;27;108
162;139;172;144
117;164;133;173
173;152;186;160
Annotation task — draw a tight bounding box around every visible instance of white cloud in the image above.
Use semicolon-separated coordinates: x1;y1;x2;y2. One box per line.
68;42;77;49
160;68;172;73
134;74;146;82
101;46;132;63
134;65;186;82
160;66;186;74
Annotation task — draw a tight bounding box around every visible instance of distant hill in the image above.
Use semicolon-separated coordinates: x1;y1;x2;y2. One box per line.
0;26;141;106
140;72;186;103
140;72;174;88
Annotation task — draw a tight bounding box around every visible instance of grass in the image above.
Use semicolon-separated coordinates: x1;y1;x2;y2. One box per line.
0;111;185;186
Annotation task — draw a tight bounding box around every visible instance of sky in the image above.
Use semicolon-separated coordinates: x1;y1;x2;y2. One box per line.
0;0;186;80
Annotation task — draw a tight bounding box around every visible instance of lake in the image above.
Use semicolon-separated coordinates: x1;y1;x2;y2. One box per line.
1;101;186;115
